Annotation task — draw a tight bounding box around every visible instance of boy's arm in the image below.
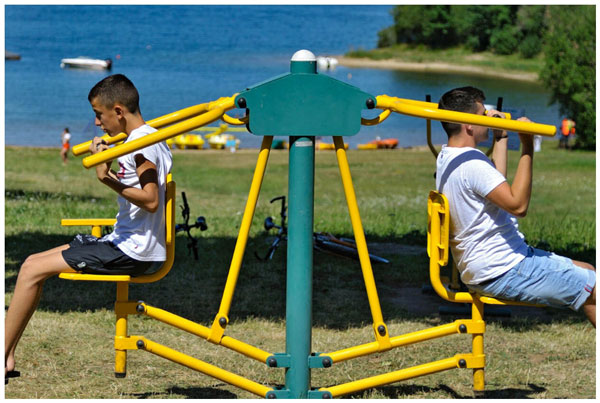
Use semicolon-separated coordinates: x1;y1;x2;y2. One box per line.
90;138;160;213
100;156;160;213
486;117;534;217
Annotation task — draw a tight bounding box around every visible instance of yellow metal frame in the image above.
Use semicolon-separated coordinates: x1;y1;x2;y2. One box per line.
58;93;554;398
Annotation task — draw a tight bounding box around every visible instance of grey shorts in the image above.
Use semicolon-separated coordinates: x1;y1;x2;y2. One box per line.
62;234;158;276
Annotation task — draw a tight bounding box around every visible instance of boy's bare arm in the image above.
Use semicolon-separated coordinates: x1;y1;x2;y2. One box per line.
98;156;159;213
486;117;534;217
89;138;160;213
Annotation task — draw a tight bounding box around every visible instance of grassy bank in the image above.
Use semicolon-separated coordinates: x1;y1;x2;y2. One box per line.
346;45;544;78
5;144;595;398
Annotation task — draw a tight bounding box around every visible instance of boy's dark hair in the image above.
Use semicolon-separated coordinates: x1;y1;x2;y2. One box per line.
88;74;140;114
438;86;485;137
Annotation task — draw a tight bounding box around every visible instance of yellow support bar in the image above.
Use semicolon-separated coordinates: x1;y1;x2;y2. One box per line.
377;95;556;136
138;337;273;398
140;303;272;363
326;320;476;363
322;355;468;398
208;136;273;343
333;136;391;350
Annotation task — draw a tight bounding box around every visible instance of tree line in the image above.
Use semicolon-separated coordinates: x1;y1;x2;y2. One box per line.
377;5;595;149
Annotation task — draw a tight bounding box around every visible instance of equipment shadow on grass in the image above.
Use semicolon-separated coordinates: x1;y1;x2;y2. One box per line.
5;231;595;330
347;382;547;399
127;385;238;399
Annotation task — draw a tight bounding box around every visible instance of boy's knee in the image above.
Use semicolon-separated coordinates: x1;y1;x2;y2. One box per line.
574;260;595;271
18;258;47;284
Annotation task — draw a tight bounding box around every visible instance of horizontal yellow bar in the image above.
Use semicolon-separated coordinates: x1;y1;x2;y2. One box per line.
72;104;209;156
61;218;116;227
58;272;131;282
83;106;227;168
141;337;272;398
142;304;271;363
322;355;460;397
377;95;556;136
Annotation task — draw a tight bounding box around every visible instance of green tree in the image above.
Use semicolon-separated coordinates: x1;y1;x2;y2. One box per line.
516;5;547;58
540;6;596;149
388;5;456;48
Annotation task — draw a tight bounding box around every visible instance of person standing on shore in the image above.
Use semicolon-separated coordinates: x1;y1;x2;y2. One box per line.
435;86;595;326
559;118;575;149
60;127;71;164
5;74;173;384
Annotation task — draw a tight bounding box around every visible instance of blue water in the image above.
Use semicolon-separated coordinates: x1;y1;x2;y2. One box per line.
5;5;561;149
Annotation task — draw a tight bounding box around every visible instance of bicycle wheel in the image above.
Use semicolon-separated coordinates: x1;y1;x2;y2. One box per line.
314;238;389;264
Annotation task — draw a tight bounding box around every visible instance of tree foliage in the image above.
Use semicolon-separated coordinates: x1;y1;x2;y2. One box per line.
379;5;596;148
540;6;596;149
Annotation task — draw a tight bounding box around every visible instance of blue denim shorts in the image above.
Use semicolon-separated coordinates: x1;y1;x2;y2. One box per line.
468;246;596;311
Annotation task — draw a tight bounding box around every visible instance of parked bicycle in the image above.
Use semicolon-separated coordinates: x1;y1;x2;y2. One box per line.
175;191;207;260
255;195;389;264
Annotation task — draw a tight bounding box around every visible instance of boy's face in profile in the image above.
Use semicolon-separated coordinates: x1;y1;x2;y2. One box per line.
90;97;122;136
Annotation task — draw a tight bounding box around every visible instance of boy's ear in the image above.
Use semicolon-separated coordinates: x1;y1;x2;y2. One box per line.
114;104;125;118
464;123;474;135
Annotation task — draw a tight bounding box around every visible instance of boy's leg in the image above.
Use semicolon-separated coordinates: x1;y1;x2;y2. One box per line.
5;245;75;373
573;260;596;327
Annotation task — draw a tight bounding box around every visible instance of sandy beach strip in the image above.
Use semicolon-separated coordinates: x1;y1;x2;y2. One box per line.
335;55;539;82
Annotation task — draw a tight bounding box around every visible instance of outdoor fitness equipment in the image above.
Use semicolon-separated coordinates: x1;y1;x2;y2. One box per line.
65;49;556;398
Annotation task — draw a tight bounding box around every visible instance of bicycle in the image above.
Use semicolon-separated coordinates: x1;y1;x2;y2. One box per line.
175;191;208;260
255;195;389;264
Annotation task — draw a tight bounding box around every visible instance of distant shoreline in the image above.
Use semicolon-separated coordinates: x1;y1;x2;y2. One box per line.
336;55;539;82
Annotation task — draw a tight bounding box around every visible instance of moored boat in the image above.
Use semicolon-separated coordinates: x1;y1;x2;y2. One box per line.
60;57;112;70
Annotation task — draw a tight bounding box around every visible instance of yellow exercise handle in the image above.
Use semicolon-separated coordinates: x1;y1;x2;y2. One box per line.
71;102;217;156
81;96;237;168
376;95;556;137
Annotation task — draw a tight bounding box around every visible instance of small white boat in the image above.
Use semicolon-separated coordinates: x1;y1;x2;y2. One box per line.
60;57;112;70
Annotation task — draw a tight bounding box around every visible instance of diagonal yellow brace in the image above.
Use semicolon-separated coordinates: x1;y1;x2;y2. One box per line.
138;337;273;398
207;136;274;343
333;136;391;350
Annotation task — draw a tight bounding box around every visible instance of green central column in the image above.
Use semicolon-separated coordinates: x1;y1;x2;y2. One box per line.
233;48;375;398
286;135;315;398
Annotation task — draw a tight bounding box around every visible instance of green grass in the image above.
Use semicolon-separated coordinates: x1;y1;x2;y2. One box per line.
4;144;595;398
347;44;544;74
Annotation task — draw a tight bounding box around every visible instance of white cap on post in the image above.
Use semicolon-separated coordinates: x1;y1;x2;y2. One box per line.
291;49;316;62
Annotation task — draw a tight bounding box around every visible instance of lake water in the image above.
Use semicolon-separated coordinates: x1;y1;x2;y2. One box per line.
5;5;562;149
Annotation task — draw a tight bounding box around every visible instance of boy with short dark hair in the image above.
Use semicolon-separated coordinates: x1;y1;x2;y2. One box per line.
5;74;173;381
435;86;595;326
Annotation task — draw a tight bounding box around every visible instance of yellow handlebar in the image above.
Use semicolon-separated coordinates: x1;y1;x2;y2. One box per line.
375;95;556;137
81;95;237;168
72;102;216;156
